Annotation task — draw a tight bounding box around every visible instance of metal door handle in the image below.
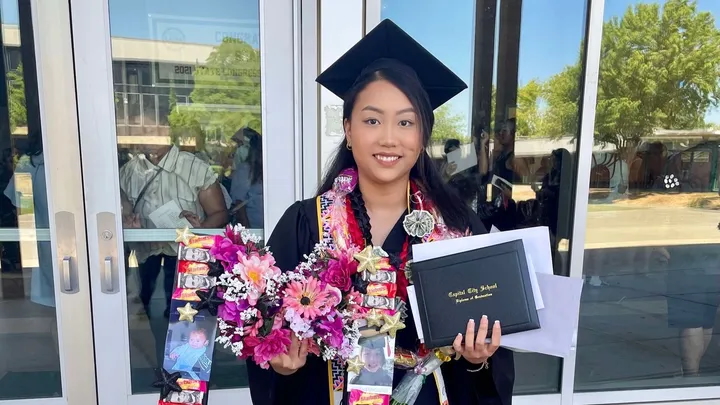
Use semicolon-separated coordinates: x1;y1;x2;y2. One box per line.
97;212;119;295
56;212;79;295
103;257;114;293
62;256;73;292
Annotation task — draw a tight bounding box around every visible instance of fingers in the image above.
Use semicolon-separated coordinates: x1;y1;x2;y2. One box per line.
489;320;501;355
475;315;489;348
464;319;475;353
298;338;309;359
452;332;464;355
289;332;299;355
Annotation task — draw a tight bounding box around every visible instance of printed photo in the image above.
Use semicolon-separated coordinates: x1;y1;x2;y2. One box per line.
347;334;395;395
163;303;216;382
177;273;215;289
162;390;204;405
178;246;214;263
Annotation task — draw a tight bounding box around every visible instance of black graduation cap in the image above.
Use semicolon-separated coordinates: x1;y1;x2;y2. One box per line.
316;19;467;110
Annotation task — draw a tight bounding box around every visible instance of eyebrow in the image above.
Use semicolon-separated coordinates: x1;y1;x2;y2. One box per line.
361;106;415;115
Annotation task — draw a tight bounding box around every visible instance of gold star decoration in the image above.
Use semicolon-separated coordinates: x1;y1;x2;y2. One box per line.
354;246;388;275
365;309;385;328
346;355;366;374
177;302;199;322
175;227;196;245
379;312;406;338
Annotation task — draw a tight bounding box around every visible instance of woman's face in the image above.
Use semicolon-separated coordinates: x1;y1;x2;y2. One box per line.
344;80;423;187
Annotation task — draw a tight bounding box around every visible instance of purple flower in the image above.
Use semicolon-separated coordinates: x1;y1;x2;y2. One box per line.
210;236;246;270
315;314;344;348
218;299;250;323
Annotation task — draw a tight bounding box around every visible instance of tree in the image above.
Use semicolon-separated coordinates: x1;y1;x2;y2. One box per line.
544;0;720;148
7;64;26;132
431;104;468;143
189;37;262;142
515;79;546;137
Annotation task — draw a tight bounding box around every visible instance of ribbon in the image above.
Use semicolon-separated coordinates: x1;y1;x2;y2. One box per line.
153;230;220;405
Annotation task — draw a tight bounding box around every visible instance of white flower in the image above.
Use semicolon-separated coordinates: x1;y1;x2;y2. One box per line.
664;174;680;189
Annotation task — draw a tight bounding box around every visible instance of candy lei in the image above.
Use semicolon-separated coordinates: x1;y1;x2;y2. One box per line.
320;168;464;405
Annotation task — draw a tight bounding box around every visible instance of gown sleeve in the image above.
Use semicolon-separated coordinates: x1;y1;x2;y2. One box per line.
456;215;515;405
247;199;332;405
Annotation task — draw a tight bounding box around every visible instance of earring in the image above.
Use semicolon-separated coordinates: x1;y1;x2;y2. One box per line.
346;142;352;150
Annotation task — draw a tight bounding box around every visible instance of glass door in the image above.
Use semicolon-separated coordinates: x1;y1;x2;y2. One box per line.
0;0;96;404
70;0;302;403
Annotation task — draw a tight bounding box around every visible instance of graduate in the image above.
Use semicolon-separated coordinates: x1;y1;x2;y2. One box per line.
247;19;514;405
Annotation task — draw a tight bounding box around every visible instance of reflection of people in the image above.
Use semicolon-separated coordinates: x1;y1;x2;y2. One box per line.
3;136;54;307
350;337;392;386
119;144;228;317
230;127;264;228
440;138;461;179
169;329;210;372
246;19;513;405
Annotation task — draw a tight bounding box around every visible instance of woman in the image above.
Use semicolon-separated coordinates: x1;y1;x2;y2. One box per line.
248;19;513;405
230;126;264;228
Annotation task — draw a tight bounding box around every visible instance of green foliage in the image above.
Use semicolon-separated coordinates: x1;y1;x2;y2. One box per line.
169;37;262;146
542;0;720;147
7;64;27;132
515;79;547;137
431;104;468;143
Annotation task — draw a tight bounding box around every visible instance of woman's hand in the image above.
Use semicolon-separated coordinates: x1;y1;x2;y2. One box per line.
122;213;141;229
179;210;202;228
452;315;501;365
269;334;308;376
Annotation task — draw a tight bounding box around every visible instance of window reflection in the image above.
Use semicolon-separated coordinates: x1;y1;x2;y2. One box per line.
109;3;262;393
383;0;588;394
576;0;720;391
0;5;62;399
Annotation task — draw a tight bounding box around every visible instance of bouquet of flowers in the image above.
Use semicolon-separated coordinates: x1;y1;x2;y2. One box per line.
212;225;360;369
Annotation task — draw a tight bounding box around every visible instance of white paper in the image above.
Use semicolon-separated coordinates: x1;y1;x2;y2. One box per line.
148;200;192;229
490;225;500;233
406;285;424;343
446;144;477;175
501;273;583;358
412;226;554;310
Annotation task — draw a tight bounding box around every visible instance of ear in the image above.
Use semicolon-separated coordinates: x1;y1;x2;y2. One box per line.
344;118;352;146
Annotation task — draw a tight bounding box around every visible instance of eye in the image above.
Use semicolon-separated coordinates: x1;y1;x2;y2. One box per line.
364;118;380;126
399;120;414;127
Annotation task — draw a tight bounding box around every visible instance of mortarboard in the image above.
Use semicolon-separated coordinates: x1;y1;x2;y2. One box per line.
316;19;467;110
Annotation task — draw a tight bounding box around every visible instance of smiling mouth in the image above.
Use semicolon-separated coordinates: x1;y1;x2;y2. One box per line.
374;154;400;162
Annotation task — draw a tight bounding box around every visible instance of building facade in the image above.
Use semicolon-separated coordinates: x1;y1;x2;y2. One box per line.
2;0;720;404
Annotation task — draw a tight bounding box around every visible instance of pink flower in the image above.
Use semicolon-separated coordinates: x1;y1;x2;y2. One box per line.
235;253;281;304
253;329;292;368
320;255;356;291
284;278;334;320
244;316;264;337
242;335;261;358
306;339;321;356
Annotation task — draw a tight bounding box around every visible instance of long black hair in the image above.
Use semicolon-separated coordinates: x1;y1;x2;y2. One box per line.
316;62;471;232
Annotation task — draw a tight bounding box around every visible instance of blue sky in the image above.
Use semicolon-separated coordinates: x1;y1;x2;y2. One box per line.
3;0;720;123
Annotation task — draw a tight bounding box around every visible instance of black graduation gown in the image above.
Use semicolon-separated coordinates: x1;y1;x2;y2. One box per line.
247;198;515;405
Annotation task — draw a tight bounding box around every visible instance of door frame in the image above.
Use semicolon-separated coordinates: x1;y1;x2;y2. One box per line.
3;0;98;404
69;0;305;403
